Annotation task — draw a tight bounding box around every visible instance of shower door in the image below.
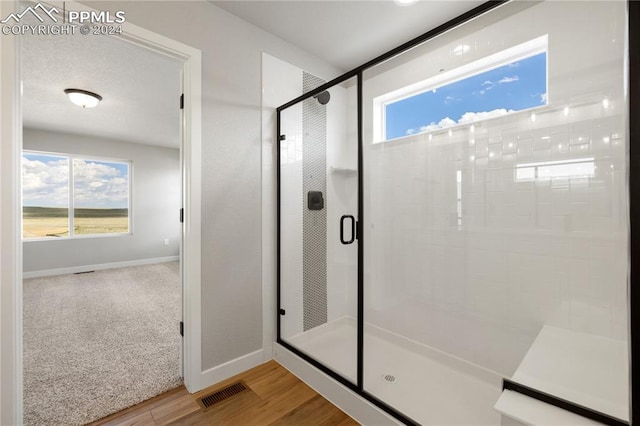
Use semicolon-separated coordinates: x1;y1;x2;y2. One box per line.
277;75;360;385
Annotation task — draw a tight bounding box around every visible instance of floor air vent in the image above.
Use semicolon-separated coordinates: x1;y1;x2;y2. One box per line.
197;382;248;410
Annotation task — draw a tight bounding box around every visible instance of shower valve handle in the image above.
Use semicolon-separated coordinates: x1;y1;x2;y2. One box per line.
340;215;356;245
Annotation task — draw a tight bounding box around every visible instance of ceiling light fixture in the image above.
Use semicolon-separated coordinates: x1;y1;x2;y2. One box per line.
64;88;102;108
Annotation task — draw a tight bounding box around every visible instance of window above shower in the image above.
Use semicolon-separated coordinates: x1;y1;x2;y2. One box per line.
373;35;548;143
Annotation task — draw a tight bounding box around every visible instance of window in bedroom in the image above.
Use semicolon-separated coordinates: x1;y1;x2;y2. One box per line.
22;151;131;239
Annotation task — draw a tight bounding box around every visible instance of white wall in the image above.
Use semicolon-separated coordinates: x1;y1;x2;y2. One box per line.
88;0;340;374
22;128;180;275
362;0;628;376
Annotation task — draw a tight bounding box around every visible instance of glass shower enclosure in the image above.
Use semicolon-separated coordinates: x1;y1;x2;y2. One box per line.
277;1;633;424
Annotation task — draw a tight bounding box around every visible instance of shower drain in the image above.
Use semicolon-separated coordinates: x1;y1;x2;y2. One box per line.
382;374;397;384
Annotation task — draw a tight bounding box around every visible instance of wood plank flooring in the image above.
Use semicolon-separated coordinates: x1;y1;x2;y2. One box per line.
90;360;360;426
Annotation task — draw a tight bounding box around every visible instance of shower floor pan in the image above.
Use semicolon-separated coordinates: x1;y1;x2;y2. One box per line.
288;317;502;425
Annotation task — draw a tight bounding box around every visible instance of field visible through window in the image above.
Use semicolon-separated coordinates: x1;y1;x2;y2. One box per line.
23;207;129;238
22;152;130;239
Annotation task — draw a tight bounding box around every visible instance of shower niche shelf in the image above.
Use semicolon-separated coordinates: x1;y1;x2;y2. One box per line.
330;166;357;176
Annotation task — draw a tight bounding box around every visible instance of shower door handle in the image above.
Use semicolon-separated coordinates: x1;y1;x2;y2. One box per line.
340;215;356;245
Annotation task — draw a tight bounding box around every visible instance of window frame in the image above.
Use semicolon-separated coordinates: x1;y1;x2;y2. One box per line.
22;150;133;241
373;34;549;143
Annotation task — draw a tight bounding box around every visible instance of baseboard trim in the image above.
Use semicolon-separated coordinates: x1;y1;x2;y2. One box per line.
23;256;180;279
199;349;264;390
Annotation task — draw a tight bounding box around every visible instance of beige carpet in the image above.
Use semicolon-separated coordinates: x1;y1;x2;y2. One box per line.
23;262;182;426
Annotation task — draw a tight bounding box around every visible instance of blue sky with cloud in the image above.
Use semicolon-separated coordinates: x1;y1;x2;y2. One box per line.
22;154;129;209
385;52;547;139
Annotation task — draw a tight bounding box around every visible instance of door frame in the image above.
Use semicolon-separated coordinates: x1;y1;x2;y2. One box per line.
0;1;202;424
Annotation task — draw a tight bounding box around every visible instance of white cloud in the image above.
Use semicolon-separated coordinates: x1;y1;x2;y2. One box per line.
22;156;129;210
498;76;519;84
406;117;456;135
73;160;128;208
73;159;120;181
457;108;515;124
474;80;496;95
444;96;459;104
405;108;516;136
22;156;69;207
475;76;518;94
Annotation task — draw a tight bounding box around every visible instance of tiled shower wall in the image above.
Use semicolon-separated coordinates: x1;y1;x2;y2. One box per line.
302;72;329;331
362;0;628;376
280;66;357;339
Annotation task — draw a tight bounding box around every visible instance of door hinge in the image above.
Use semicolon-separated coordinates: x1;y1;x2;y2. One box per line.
180;208;184;223
279;134;286;141
180;94;184;110
279;309;286;316
180;321;184;336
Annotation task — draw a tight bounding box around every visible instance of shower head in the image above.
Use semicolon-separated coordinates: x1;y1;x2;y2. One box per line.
314;91;330;105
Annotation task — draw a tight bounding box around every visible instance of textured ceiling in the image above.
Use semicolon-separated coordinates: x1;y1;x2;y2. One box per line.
212;0;485;71
22;18;182;148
